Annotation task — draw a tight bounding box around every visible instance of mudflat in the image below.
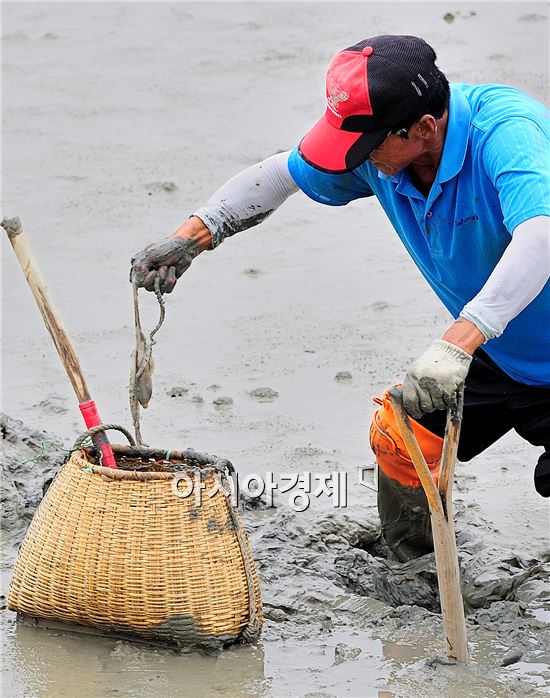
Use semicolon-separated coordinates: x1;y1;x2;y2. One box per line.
2;3;549;696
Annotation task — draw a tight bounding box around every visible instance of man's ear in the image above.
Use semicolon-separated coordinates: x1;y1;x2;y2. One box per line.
412;115;438;139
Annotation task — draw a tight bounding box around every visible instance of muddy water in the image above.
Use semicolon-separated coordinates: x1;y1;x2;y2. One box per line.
2;2;549;696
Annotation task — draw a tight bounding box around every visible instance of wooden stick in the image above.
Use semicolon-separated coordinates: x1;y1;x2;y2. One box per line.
2;216;116;467
387;387;442;513
388;385;469;663
439;386;464;507
3;217;90;401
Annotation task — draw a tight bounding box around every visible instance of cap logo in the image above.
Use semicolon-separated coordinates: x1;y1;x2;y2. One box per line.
327;88;349;117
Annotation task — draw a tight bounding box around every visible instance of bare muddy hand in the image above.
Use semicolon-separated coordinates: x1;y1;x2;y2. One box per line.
130;236;201;293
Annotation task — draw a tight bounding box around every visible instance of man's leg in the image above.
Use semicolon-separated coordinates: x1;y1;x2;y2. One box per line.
534;450;550;497
372;350;515;561
419;350;517;460
509;380;550;498
370;390;444;561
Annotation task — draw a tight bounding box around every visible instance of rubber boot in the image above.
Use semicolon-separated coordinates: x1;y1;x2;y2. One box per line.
377;469;434;561
370;389;444;562
534;448;550;497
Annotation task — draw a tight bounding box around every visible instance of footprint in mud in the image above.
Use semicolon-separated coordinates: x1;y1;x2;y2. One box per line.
167;386;189;398
243;268;263;278
145;181;178;195
213;396;233;407
248;387;279;402
34;394;68;414
369;300;392;311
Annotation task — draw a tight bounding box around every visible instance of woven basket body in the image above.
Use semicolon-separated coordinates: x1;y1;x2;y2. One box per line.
8;446;262;649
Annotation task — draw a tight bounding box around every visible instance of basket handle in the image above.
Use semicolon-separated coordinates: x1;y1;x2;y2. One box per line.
73;424;136;452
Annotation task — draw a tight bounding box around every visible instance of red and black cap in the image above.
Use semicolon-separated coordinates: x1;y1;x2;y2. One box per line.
299;35;441;174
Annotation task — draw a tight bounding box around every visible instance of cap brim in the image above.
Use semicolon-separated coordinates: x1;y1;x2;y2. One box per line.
298;113;389;174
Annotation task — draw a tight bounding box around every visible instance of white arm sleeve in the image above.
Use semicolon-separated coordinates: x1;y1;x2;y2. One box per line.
193;150;298;248
460;216;550;340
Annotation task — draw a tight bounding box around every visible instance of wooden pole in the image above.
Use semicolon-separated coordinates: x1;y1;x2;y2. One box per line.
388;385;469;663
2;216;116;468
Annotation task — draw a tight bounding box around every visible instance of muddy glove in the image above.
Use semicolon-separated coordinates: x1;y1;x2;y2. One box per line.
403;340;472;419
130;236;201;294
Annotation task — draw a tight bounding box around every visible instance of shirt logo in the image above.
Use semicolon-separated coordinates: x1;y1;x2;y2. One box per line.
456;213;479;226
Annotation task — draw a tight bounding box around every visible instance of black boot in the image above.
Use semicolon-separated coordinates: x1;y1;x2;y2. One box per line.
377;468;434;562
534;448;550;497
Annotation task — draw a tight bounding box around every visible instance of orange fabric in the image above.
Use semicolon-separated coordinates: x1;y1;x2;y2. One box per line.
369;388;443;488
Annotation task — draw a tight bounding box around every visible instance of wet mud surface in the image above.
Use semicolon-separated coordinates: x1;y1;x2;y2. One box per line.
2;2;549;696
2;416;549;697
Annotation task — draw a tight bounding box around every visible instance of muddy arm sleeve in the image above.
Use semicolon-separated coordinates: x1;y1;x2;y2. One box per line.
193;151;298;249
460;216;550;340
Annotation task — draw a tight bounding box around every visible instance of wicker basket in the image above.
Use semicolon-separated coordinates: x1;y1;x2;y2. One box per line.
8;429;262;650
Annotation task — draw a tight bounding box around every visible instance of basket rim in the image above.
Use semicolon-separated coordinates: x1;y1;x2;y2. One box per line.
71;449;230;481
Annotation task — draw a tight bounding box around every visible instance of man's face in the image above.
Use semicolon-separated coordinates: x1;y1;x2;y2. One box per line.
367;131;426;176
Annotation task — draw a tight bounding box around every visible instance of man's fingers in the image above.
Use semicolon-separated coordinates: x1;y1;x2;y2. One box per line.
130;236;198;289
133;264;178;293
157;265;169;289
418;389;436;415
143;270;159;292
160;266;177;294
403;383;424;420
430;390;447;412
130;263;148;286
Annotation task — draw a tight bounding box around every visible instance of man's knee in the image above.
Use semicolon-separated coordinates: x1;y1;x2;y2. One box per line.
534;448;550;497
369;388;444;487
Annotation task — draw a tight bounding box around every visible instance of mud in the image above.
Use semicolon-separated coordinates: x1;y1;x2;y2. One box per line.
0;216;23;239
2;415;550;694
130;236;201;291
213;210;275;247
2;2;549;696
0;414;66;556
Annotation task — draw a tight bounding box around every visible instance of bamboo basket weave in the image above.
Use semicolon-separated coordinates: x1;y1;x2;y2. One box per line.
8;427;263;650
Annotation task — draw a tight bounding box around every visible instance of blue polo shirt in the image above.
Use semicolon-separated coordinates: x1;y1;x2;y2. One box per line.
288;83;550;386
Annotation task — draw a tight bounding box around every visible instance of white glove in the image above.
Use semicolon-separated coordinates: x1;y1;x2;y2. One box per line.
403;340;472;419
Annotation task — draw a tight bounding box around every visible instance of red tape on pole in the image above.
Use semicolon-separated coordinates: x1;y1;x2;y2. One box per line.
79;400;117;468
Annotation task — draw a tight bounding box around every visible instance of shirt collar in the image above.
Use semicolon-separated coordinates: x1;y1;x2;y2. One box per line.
436;84;471;184
376;84;471;189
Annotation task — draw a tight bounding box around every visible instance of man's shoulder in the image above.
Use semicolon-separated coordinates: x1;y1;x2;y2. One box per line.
452;83;549;134
287;148;374;206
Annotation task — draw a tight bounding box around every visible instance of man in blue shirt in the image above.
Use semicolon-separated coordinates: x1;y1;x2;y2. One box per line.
131;35;549;560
